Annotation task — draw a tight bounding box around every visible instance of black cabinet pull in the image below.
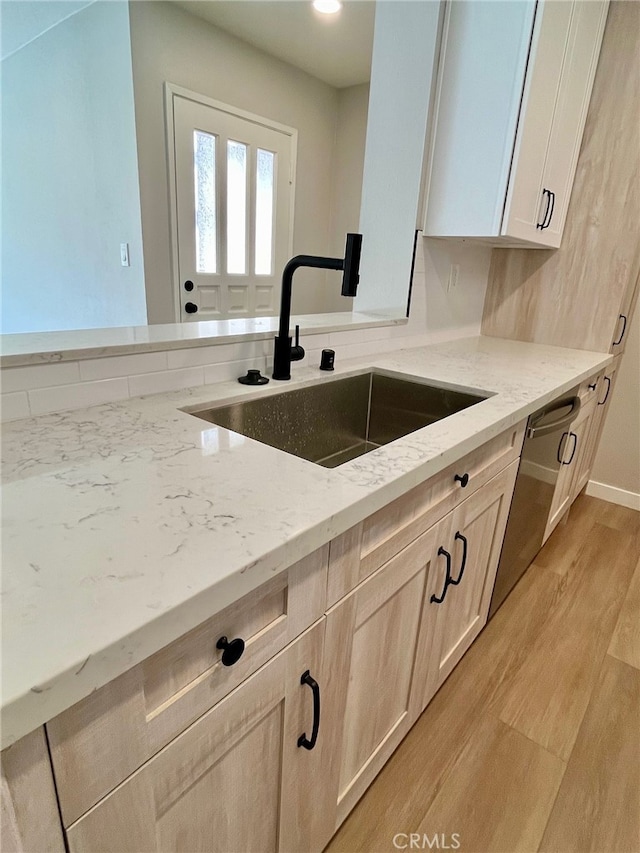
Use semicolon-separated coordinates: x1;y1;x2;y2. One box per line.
184;280;194;292
543;190;555;229
537;189;554;230
557;431;569;464
612;314;627;347
598;375;611;406
565;432;578;465
588;382;597;391
216;636;245;667
448;532;468;586
454;472;469;488
430;546;452;604
184;302;199;314
298;670;320;751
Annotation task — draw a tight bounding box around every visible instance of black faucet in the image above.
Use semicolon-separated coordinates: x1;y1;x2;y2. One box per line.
272;233;363;380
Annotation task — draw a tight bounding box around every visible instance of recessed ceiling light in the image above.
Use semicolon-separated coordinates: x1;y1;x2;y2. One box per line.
313;0;342;15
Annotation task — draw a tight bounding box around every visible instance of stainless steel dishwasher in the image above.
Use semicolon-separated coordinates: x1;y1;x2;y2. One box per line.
489;388;582;618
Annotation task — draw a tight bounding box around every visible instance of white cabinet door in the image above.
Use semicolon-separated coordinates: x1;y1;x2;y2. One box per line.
504;0;610;246
502;0;574;242
424;0;609;249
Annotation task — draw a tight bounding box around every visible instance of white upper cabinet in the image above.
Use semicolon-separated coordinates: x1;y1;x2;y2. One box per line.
423;0;609;249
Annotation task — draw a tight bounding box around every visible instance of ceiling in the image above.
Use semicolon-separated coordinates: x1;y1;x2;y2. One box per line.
174;1;375;89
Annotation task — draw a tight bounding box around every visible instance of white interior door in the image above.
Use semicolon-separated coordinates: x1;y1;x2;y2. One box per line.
169;88;296;322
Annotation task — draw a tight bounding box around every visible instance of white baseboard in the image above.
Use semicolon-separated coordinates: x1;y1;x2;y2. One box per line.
586;479;640;511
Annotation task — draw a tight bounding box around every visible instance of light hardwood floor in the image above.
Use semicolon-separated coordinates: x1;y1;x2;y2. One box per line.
325;495;640;853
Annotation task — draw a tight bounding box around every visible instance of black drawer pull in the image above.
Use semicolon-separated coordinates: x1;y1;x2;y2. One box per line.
598;375;611;406
216;636;245;667
565;432;578;465
557;431;569;464
448;532;468;586
612;314;627;347
298;670;320;751
454;472;469;488
430;547;452;604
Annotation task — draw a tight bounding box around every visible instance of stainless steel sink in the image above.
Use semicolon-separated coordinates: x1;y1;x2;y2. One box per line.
187;372;487;468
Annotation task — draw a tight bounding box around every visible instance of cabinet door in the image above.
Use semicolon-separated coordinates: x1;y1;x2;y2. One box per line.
571;360;620;501
571;395;598;501
544;399;593;540
421;460;519;704
324;523;440;829
503;0;608;246
503;0;573;243
66;621;332;853
611;271;639;354
538;0;609;246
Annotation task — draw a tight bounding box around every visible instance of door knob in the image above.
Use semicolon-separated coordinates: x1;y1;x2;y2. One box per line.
184;302;199;314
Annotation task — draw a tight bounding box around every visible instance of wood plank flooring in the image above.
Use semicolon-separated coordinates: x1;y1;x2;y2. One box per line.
325;495;640;853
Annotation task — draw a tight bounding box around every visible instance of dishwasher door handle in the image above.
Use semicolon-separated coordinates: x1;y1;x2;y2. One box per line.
527;396;581;439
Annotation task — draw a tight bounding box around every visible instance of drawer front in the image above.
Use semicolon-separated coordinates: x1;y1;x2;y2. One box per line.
48;545;328;826
327;423;525;606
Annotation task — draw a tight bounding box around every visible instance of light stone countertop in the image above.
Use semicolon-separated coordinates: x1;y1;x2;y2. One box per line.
0;311;406;367
0;335;612;748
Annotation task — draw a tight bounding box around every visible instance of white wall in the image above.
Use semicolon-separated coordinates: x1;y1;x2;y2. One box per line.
1;1;147;333
590;303;640;504
129;1;366;323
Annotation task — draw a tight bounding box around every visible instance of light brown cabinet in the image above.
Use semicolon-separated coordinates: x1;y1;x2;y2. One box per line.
66;620;333;853
47;545;328;826
324;522;440;827
420;460;519;707
544;393;595;541
324;456;520;833
571;361;620;500
610;274;639;355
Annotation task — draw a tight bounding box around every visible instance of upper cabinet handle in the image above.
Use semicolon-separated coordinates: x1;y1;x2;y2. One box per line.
430;546;452;604
448;532;468;586
543;190;555;229
612;314;627;347
537;189;552;230
598;375;611;406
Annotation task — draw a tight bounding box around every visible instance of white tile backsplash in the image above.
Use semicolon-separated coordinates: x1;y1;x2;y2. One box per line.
167;340;268;369
0;391;31;422
128;366;205;397
28;378;130;416
79;352;169;380
0;361;81;393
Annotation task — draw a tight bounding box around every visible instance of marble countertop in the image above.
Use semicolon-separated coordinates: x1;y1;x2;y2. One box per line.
0;336;612;748
0;311;406;367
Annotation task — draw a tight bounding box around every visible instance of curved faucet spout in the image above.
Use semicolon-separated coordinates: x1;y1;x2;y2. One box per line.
272;233;362;381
